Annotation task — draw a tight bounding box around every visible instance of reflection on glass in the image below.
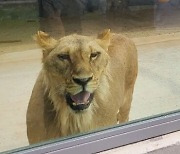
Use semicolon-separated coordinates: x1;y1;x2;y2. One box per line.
0;0;180;152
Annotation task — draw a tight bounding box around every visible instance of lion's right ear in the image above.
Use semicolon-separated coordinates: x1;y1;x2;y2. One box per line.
34;31;57;59
97;29;111;51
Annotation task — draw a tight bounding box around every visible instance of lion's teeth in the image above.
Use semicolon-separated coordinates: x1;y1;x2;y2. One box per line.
73;101;90;106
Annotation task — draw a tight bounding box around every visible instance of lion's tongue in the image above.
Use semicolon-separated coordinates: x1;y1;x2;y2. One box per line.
70;91;91;104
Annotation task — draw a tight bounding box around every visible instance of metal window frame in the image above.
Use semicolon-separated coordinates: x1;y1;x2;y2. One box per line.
6;110;180;154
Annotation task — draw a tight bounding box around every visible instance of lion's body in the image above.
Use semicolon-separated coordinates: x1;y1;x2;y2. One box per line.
26;31;138;144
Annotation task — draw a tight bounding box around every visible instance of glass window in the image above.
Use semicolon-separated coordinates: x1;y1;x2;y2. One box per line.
0;0;180;153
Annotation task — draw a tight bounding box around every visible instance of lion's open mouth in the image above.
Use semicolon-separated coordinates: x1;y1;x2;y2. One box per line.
66;91;94;111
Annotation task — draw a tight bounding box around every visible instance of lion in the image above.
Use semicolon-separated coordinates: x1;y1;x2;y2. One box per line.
26;29;138;144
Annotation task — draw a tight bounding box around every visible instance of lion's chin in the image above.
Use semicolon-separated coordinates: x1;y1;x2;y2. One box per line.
65;91;94;112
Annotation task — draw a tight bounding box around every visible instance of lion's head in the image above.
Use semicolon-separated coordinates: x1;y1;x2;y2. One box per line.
35;30;111;112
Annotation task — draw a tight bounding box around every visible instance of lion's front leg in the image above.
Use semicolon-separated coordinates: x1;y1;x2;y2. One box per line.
117;87;134;123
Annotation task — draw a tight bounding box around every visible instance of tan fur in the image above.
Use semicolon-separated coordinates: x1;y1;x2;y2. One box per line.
26;30;138;144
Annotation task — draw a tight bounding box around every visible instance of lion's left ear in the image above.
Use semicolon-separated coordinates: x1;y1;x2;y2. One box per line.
97;29;111;51
34;31;57;50
34;31;58;60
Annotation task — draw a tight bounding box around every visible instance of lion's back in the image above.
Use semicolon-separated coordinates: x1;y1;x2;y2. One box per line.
109;34;138;88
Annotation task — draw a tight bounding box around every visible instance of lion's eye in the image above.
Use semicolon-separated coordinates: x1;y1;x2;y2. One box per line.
90;52;101;60
57;54;70;61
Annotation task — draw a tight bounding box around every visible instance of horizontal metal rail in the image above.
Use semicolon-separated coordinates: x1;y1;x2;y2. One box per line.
6;110;180;154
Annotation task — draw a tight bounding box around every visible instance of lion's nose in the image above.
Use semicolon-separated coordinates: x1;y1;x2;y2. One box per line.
73;76;93;86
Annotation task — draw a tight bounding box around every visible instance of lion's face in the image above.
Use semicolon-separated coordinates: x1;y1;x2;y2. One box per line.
36;30;110;111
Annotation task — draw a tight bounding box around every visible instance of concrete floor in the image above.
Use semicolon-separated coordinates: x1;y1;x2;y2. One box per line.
130;39;180;120
0;38;180;152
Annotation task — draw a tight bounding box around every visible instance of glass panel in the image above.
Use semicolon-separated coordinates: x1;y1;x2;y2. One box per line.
0;0;180;152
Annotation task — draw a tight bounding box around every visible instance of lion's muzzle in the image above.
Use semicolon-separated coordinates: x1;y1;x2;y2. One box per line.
73;76;93;87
